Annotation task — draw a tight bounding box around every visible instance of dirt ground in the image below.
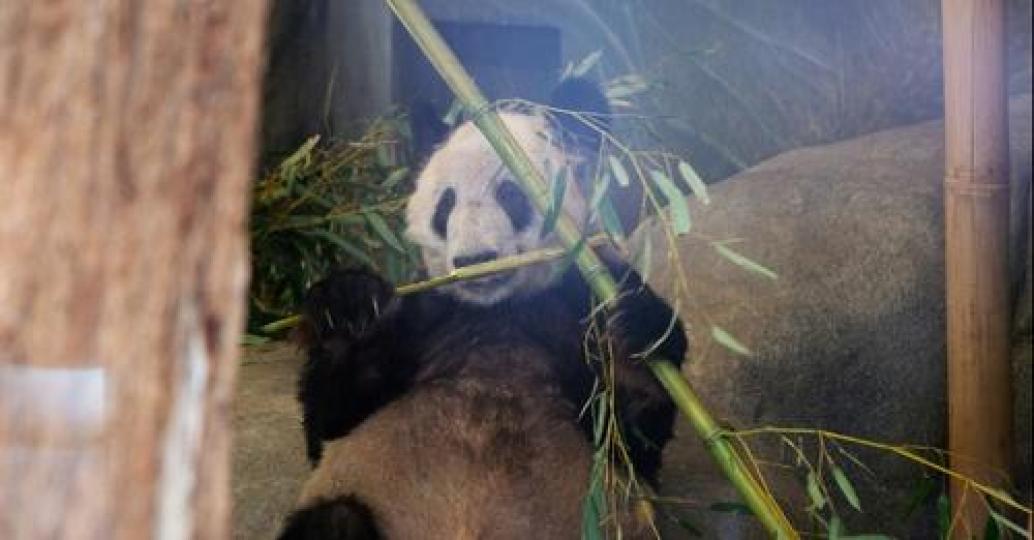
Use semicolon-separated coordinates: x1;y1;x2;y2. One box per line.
232;343;310;540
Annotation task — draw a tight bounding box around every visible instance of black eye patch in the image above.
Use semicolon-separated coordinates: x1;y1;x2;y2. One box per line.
495;180;532;232
432;188;456;238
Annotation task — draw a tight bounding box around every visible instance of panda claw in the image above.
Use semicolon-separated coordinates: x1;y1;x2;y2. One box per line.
608;288;687;366
299;268;395;345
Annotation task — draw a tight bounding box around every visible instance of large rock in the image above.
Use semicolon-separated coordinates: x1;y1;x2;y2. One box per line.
638;95;1032;537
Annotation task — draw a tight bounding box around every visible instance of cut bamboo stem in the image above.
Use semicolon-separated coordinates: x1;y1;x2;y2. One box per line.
383;0;796;536
942;0;1013;535
257;236;610;334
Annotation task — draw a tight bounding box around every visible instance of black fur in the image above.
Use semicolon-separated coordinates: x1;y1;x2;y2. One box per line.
550;76;612;152
297;255;686;481
494;180;533;232
430;187;455;238
295;269;408;464
287;77;683;538
279;496;381;540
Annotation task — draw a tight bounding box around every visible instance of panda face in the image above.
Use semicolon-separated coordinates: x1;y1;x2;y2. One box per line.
405;112;589;305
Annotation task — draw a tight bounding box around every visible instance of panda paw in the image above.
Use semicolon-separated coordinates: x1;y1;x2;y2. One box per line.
607;286;686;365
299;268;396;345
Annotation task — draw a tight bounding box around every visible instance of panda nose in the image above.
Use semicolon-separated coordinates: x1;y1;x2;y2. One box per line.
453;251;499;268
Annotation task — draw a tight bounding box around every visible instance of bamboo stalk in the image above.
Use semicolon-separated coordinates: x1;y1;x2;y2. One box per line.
257;236;610;334
396;235;609;295
942;0;1013;535
383;0;796;536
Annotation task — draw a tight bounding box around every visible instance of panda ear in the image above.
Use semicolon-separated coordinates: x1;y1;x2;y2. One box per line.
410;99;451;164
549;77;611;154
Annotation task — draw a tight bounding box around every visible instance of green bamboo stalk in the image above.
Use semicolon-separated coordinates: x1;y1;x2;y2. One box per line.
259;314;301;334
257;236;610;335
385;1;796;536
396;235;609;296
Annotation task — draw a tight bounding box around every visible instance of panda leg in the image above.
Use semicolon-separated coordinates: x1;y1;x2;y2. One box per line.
296;269;417;465
601;260;689;486
277;496;382;540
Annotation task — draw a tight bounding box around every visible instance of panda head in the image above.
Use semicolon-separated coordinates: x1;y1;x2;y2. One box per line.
405;78;610;306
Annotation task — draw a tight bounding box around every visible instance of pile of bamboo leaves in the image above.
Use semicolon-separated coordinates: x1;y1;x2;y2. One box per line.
247;116;420;333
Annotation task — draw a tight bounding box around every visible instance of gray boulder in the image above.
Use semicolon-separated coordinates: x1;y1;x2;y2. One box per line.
639;95;1032;537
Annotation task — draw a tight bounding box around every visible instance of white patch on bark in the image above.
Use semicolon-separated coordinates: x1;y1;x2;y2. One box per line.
154;303;209;540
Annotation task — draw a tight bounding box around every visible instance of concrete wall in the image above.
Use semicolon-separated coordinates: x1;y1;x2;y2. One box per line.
261;0;1031;183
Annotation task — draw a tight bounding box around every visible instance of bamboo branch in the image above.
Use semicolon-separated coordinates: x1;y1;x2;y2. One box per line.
382;0;796;536
257;235;610;334
396;235;609;295
733;427;1032;517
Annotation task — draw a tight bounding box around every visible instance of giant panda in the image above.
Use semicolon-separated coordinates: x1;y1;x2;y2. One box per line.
279;78;688;540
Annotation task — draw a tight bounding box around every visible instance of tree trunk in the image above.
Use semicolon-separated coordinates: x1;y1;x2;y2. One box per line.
0;2;268;539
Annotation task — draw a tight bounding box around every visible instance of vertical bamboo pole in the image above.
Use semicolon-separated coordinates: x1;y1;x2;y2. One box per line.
942;0;1012;534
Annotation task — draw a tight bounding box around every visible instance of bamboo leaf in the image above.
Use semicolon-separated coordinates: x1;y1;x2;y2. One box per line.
375;144;393;167
836;446;878;480
597;197;625;244
589;172;612;211
605;86;641;100
541;167;568;237
325;213;366;226
442;99;463;126
382;167;410;189
605;75;649;100
712;242;778;280
674;518;703;537
987;508;1029;538
903;476;937;519
607;98;634;109
828;516;844;540
240;333;270;346
550;235;588;282
591;394;606;443
937;493;950;538
280;134;320;170
560;60;574;80
305;230;376;269
839;536;894;540
985;517;1002;540
709;502;753;516
581;496;604;540
649;169;691;234
832;466;862;511
711;326;752;356
385;252;401;284
607;155;630;187
632;228;653;282
806;472;827;510
363;211;405;253
678;160;711;205
582;415;607;540
572;50;603;77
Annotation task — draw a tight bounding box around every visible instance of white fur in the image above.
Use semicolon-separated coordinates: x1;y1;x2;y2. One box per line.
405;112;589;305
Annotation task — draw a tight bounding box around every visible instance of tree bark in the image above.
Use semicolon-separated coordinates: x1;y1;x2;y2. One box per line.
0;2;268;539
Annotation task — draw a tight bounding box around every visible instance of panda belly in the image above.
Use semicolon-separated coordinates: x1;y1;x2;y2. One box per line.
297;359;593;539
